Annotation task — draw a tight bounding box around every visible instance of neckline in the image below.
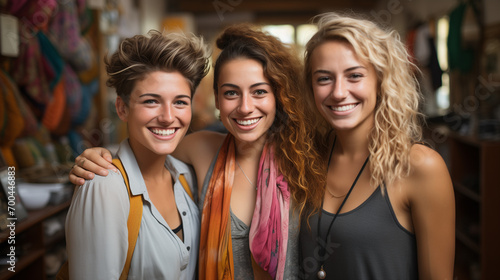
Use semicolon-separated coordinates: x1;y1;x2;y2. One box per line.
321;185;380;216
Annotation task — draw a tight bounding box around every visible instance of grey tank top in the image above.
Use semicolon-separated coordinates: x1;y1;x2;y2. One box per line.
299;187;418;280
200;148;300;280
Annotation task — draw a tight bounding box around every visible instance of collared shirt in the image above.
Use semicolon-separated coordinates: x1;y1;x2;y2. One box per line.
65;139;199;280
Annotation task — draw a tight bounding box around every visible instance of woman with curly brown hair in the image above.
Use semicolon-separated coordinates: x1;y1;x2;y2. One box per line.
68;24;323;280
299;12;455;280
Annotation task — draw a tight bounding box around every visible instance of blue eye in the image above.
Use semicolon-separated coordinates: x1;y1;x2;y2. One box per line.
174;100;189;106
224;90;238;97
349;73;363;79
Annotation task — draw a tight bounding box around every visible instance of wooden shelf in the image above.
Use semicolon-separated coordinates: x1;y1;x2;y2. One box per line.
456;229;481;255
0;201;70;243
449;131;500;148
0;201;70;280
454;182;481;203
44;229;65;248
446;132;500;280
0;249;44;279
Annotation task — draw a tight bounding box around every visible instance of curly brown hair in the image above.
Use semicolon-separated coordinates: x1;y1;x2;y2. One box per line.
213;24;326;217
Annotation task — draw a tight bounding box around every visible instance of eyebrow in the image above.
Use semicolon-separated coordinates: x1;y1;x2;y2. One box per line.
220;82;271;89
139;93;191;99
313;66;367;75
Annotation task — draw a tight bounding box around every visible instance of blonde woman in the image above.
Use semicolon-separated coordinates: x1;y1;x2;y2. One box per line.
299;13;455;280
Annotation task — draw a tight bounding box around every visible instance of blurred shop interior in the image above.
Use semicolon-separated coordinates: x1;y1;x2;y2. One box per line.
0;0;499;279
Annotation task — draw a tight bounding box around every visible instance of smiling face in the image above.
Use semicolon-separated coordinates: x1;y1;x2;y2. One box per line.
116;71;192;157
310;40;378;133
215;58;276;145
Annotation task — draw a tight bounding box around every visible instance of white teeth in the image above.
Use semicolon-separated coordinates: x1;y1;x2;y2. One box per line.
331;104;356;112
236;118;260;126
151;128;175;136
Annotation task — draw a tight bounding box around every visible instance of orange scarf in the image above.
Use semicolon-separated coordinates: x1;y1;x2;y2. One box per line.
199;134;235;279
199;134;290;279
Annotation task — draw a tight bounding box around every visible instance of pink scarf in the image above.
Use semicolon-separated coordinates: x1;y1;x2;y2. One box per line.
249;144;290;279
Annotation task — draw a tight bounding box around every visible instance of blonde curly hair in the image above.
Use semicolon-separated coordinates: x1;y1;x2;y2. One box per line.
305;12;424;196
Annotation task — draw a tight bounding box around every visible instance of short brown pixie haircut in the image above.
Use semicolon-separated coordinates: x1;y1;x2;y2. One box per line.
105;30;210;105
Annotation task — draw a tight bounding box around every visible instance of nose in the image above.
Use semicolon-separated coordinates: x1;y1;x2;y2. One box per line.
158;105;174;124
331;79;348;100
238;93;255;114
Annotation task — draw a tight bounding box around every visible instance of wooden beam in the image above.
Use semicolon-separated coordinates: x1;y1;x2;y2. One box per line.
178;0;378;14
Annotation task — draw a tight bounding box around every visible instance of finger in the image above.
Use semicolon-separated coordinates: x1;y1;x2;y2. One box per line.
100;149;114;163
81;157;110;177
85;148;117;172
71;164;97;180
69;171;87;186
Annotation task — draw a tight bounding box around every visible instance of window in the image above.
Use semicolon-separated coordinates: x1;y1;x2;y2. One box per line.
263;24;318;57
436;16;450;113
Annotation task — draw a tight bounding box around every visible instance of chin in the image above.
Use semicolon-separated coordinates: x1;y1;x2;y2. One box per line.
329;121;357;131
150;147;176;156
144;141;179;156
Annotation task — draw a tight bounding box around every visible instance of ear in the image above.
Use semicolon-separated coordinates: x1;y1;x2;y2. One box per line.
115;97;129;122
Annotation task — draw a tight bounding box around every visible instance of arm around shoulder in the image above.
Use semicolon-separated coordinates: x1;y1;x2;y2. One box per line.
173;130;226;164
408;145;455;280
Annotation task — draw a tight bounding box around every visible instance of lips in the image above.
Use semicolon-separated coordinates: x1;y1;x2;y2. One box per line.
150;128;176;136
329;103;358;112
235;117;261;126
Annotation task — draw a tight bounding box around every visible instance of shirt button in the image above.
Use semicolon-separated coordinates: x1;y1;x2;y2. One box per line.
182;211;187;216
187;246;191;251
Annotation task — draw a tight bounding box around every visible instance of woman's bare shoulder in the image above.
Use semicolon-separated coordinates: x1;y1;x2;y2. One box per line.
174;130;226;164
407;143;453;201
184;130;226;150
409;144;447;177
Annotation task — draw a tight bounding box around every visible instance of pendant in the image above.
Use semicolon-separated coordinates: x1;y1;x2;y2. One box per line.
317;265;326;279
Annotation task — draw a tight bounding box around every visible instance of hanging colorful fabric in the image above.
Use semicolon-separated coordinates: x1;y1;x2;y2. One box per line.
9;33;51;109
62;65;83;123
73;79;98;126
0;70;39;137
48;0;94;72
37;32;64;90
42;80;66;133
0;74;25;147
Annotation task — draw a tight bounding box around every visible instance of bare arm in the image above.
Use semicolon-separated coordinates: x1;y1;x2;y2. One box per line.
409;146;455;280
69;131;225;190
69;148;116;185
173;130;226;196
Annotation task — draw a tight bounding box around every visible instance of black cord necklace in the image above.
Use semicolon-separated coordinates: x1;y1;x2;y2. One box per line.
316;137;370;279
